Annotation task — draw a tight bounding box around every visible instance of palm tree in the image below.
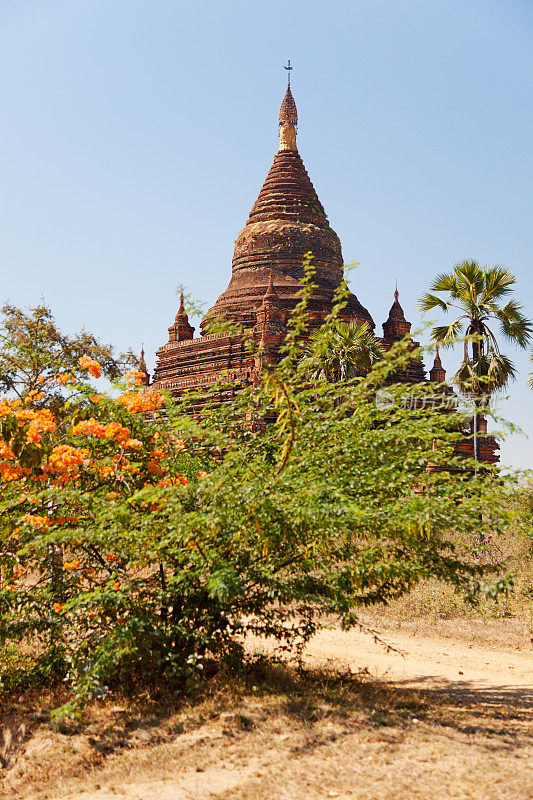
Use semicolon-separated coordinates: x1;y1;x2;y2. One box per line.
420;260;532;461
420;260;532;398
306;320;383;382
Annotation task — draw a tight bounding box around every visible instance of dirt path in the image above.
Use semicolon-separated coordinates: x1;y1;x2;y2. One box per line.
3;623;532;800
285;623;532;690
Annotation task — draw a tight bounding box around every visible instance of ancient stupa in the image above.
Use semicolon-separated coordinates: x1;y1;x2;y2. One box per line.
152;73;375;392
149;68;497;464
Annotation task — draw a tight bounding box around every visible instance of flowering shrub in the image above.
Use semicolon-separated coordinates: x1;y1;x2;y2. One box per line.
0;267;521;714
78;356;102;379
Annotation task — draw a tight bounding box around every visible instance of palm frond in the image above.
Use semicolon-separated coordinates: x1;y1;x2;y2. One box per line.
481;266;516;303
455;260;485;302
419;293;449;313
422;259;532;397
430;272;458;296
430;320;465;347
498;300;533;348
484;350;516;392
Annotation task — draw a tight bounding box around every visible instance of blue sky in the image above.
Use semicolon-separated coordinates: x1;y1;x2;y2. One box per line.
1;0;532;468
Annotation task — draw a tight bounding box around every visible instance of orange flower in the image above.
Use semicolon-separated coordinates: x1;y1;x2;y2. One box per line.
27;390;46;402
155;475;189;487
63;560;80;571
0;442;15;460
72;418;106;438
16;408;57;443
0;401;14;417
196;471;207;478
123;438;143;450
53;602;65;613
90;394;106;404
12;567;27;579
27;412;56;443
116;392;165;413
45;445;90;482
21;514;50;531
125;369;147;386
78;356;102;379
14;407;35;420
104;422;130;441
112;581;120;590
56;372;76;386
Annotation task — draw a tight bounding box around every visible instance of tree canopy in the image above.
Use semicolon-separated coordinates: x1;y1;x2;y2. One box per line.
0;269;522;716
419;260;532;397
0;303;137;402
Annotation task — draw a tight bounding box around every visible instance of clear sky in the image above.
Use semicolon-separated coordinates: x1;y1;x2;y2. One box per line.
1;0;532;468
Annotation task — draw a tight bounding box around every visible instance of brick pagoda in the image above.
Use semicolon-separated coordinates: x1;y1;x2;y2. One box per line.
150;78;497;463
152;81;375;393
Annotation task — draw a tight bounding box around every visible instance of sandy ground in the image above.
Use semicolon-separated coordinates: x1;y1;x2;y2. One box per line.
279;623;533;689
3;622;532;800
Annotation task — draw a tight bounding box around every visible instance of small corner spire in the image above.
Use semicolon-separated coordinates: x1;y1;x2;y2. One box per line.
263;269;279;302
138;343;150;386
168;291;195;343
382;283;411;342
430;345;446;382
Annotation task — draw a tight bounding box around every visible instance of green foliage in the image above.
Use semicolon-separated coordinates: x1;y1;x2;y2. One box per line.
0;265;528;715
419;260;532;396
0;302;136;401
303;320;382;382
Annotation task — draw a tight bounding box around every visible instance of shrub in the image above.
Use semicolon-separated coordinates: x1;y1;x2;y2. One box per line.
0;265;523;712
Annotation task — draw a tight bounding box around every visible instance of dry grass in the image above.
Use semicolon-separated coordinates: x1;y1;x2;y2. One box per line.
359;524;533;637
1;654;531;800
1;527;531;799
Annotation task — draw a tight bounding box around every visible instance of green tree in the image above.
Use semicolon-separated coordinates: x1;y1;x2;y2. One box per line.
304;320;383;382
419;261;532;397
0;266;520;715
0;303;137;401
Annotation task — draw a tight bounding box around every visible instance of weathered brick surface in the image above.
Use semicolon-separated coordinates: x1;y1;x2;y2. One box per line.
150;84;498;464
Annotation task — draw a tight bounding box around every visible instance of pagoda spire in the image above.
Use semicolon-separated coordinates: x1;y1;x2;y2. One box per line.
279;62;298;152
382;285;411;343
429;346;446;382
138;344;150;386
201;68;373;332
263;270;280;303
167;292;195;343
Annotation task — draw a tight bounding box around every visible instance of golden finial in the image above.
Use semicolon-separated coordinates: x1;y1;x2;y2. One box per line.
284;59;292;87
278;61;298;152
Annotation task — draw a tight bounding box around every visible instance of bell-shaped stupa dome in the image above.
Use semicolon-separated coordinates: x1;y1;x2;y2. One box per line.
202;77;373;330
